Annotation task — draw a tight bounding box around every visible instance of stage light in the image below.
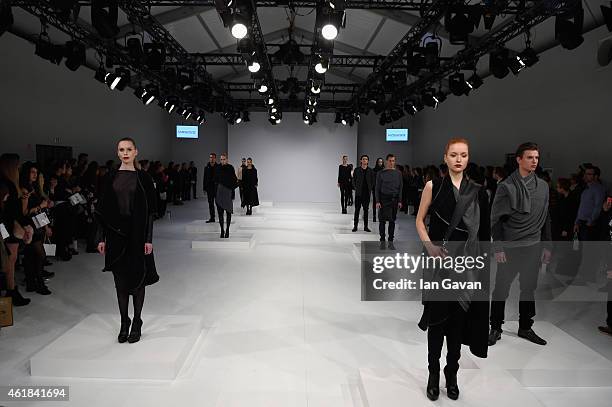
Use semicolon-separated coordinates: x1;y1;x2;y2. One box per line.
555;8;584;50
335;112;342;124
267;97;275;105
445;6;475;44
270;106;278;114
235;115;242;124
466;72;483;90
231;14;248;39
449;72;469;96
315;55;330;74
143;43;165;70
91;0;119;39
275;118;281;124
489;48;509;79
109;67;130;90
322;22;338;40
508;54;526;75
248;60;260;73
126;36;143;62
197;111;207;125
257;82;268;94
422;88;437;107
603;3;612;32
64;40;86;71
35;33;64;65
518;47;539;67
310;82;321;94
144;87;157;105
0;2;14;38
307;97;318;106
94;67;107;83
178;70;193;90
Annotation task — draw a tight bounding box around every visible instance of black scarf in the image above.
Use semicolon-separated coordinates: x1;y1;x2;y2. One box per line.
217;164;237;190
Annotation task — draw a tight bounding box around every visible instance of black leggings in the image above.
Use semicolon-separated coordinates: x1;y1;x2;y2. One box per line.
24;240;45;290
116;285;146;323
427;308;465;375
217;207;232;231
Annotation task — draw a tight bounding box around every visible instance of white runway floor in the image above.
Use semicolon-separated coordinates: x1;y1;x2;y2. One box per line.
1;198;611;406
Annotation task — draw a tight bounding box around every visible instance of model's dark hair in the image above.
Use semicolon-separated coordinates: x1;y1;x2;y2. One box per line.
360;154;369;160
247;157;252;161
342;155;348;159
557;177;571;191
118;137;137;148
210;153;217;157
385;153;395;160
515;142;539;158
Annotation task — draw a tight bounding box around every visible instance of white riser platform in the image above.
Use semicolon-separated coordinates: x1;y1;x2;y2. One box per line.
186;219;235;233
30;314;204;380
191;233;254;250
333;232;380;243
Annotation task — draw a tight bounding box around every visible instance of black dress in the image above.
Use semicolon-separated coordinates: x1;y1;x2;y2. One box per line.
418;176;491;359
242;167;259;207
95;169;159;293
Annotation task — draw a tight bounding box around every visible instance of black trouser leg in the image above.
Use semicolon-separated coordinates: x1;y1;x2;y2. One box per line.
116;286;130;323
444;310;465;376
340;187;347;211
388;221;396;241
362;200;369;228
226;212;231;232
132;286;145;322
208;193;216;220
218;206;225;232
607;293;612;328
191;182;197;199
353;195;362;226
379;221;386;241
372;191;377;222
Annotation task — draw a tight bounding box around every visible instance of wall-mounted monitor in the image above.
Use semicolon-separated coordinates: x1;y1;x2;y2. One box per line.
176;125;198;139
386;128;409;142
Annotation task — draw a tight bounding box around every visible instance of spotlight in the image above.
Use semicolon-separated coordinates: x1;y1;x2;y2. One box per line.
321;22;338;40
422;88;437;107
518;47;539;67
94;66;107;83
108;67;130;90
126;36;143;62
248;60;260;73
35;33;64;65
341;116;347;126
466;72;483;90
602;3;612;32
270;106;278;114
178;70;193;90
0;2;14;37
267;97;275;105
449;72;469;96
197;111;207;125
91;0;119;39
235;115;242;124
508;54;526;75
315;55;330;74
134;86;157;105
555;8;584;50
310;83;321;94
257;82;268;94
307;97;318;106
243;111;250;122
275;118;281;124
489;48;509;79
64;40;86;71
231;14;248;39
404;101;417;116
445;6;475;44
143;43;165;70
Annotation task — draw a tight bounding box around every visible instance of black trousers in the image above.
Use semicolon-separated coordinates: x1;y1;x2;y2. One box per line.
378;198;398;241
339;184;351;211
427;306;465;375
490;244;542;330
353;195;370;228
371;190;377;222
24;239;45;290
206;191;216;220
191;181;197;199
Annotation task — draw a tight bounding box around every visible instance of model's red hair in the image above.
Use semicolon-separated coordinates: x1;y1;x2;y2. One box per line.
444;138;469;154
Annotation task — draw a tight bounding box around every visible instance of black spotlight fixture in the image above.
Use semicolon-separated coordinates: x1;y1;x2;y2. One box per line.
196;111;206;125
51;0;81;21
445;6;475;45
335;112;342;124
126;35;143;63
422;88;437;107
507;52;527;75
64;40;85;71
489;48;509;79
178;70;194;90
404;100;418;116
423;40;440;69
482;7;496;30
0;1;14;38
94;66;107;83
466;72;483;90
143;43;165;71
109;67;130;90
378;113;386;126
555;6;584;50
449;72;469;96
35;32;64;65
518;46;539;67
91;0;119;39
256;80;268;94
602;3;612;32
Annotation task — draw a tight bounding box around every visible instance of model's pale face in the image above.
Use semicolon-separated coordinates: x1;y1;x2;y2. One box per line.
209;155;216;164
361;157;369;167
444;142;469;174
29;167;38;183
342;156;348;165
377;159;383;167
117;141;138;166
220;155;227;165
386;157;396;169
517;150;539;174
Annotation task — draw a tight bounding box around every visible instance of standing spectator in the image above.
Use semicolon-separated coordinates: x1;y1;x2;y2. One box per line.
203;153;218;223
188;161;198;200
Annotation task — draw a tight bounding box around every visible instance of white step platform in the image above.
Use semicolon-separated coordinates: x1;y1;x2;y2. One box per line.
351;243;361;262
333;230;380;243
185;219;234;233
476;321;612;387
322;212;354;223
259;200;273;207
234;214;266;224
359;367;545;407
191;233;254;250
338;220;400;230
30;314;204;380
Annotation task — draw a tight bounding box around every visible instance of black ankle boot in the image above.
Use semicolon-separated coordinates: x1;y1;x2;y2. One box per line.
427;372;440;401
128;318;142;343
8;287;31;306
220;228;225;239
444;367;459;400
224;229;229;239
118;318;131;343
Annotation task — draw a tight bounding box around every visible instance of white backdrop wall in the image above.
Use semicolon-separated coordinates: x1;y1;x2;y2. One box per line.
228;112;358;203
411;26;612;180
0;33;172;163
357;114;415;167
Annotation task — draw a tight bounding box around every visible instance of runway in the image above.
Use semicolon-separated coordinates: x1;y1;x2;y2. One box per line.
1;198;611;406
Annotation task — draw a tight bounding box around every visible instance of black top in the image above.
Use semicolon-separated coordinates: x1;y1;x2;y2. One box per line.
338;164;352;185
113;170;137;217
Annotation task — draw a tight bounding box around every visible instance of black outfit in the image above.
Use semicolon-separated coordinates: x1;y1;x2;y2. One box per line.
553;193;580;277
338;164;352;213
188;166;197;200
0;177;23;244
214;164;238;237
375;169;403;242
242;166;259;215
418;176;490;385
352;166;374;229
372;164;384;222
22;183;49;293
203;163;218;221
238;164;247;208
95;169;159;331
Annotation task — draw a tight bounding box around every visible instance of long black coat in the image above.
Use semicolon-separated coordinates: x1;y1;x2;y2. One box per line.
242;167;259;206
95;169;159;289
352;166;374;197
418;176;491;359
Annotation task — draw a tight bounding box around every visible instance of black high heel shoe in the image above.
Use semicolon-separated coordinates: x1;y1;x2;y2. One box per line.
118;318;131;343
128;318;142;343
444;367;459;400
224;229;229;239
426;372;440;401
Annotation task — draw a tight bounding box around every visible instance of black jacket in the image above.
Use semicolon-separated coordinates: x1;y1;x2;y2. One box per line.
94;169;158;286
203;163;218;194
352;166;374;197
337;164;352;186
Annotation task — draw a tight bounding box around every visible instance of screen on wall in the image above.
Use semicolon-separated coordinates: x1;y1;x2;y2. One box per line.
386;128;409;142
176;125;199;139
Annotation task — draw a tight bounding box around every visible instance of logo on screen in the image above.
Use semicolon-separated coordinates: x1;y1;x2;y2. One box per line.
386;128;408;142
176;125;198;139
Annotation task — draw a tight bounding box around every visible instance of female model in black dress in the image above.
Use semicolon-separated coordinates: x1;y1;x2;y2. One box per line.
415;138;490;401
96;138;159;344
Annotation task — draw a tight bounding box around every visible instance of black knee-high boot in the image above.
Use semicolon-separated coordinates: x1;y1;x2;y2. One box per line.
225;212;231;238
116;287;131;343
129;286;145;343
218;206;225;238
